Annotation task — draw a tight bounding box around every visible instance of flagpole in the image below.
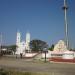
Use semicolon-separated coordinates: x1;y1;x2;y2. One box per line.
62;0;68;49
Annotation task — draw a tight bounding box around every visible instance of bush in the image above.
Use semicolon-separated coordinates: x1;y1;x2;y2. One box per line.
0;68;8;75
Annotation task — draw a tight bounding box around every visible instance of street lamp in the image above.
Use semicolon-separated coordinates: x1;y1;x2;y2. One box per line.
43;48;48;63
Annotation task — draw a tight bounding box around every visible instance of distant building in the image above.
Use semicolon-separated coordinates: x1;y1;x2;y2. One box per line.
15;31;31;55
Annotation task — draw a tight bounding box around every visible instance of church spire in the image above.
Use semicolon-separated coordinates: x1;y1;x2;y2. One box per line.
26;32;30;43
16;31;21;45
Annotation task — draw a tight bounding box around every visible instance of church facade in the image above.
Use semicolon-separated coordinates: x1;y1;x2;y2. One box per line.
15;31;31;55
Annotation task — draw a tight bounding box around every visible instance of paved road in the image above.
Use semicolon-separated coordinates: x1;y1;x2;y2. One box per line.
0;56;75;75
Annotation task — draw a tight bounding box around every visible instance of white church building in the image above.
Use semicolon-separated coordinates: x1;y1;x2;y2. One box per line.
15;31;31;55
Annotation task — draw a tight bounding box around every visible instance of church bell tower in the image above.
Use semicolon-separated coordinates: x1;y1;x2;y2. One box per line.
25;32;30;52
16;31;21;46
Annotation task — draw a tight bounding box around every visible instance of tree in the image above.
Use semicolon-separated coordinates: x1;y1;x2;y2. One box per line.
48;44;54;51
0;45;17;55
7;45;17;54
30;39;48;52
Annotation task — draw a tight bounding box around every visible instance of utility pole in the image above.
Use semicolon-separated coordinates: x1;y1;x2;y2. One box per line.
62;0;69;49
0;33;2;53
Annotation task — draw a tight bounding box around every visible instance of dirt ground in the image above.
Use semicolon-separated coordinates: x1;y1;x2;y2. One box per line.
0;56;75;75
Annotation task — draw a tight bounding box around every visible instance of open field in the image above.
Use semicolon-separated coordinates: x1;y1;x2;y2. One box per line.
0;56;75;75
